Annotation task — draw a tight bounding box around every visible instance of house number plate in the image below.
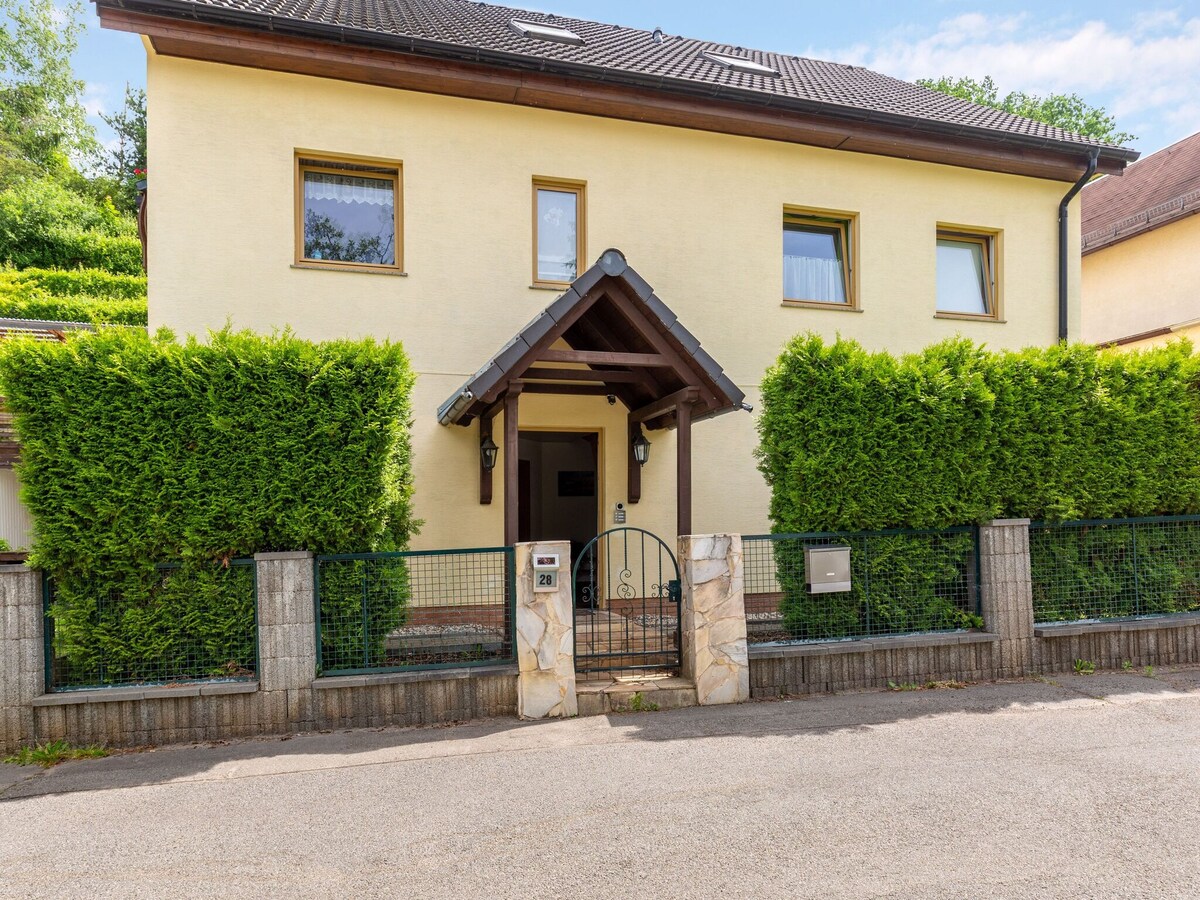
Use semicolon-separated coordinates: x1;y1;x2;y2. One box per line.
533;553;560;592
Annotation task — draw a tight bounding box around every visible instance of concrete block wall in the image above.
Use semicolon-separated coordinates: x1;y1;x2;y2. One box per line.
1;554;516;753
0;564;41;752
748;519;1200;697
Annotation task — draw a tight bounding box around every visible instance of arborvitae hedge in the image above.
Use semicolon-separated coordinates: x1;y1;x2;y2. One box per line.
0;328;417;681
758;336;1200;637
758;336;1200;532
0;267;148;325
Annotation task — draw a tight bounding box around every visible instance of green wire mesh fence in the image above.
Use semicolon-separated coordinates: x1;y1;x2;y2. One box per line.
315;547;515;675
1030;516;1200;625
742;528;982;644
43;560;258;692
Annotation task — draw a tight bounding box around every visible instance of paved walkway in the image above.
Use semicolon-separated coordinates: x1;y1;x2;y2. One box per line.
3;667;1200;899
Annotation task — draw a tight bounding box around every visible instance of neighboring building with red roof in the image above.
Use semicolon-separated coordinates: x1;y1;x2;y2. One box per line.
1081;131;1200;347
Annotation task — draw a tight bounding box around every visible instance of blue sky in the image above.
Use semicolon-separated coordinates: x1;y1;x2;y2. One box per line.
76;0;1200;157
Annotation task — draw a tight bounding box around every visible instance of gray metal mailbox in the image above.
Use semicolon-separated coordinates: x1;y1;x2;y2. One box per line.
805;544;852;593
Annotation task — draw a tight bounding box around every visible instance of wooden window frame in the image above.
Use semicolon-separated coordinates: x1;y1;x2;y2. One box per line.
781;207;858;310
935;226;1002;321
294;151;404;274
532;177;586;289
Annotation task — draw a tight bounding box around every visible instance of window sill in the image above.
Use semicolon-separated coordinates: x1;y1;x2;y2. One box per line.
781;299;862;313
291;263;407;277
529;283;569;291
934;311;1005;323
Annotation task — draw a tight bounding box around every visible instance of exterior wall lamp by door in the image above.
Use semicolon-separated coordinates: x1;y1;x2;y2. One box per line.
480;434;499;471
632;431;651;467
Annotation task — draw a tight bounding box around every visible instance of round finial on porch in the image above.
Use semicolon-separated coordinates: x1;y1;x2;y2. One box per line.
597;248;628;276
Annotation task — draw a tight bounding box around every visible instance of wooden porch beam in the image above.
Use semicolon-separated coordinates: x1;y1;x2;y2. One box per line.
539;349;669;367
630;387;700;424
628;418;642;505
524;367;645;383
479;416;493;505
677;401;692;537
503;385;522;546
519;383;612;396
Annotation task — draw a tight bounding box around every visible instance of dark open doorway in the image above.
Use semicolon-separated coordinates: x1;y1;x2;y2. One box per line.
517;432;599;554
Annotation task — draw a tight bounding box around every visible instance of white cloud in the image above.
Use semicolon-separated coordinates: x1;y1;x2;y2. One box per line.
808;9;1200;151
83;82;109;118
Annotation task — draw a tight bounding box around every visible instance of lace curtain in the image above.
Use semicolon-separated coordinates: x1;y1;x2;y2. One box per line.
784;255;846;304
304;172;393;206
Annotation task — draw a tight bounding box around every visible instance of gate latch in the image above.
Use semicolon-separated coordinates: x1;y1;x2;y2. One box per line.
668;579;681;604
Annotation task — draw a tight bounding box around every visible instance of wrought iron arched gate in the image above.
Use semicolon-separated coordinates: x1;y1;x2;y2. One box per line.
572;527;681;676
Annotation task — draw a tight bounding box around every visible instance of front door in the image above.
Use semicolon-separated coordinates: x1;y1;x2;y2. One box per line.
516;431;599;570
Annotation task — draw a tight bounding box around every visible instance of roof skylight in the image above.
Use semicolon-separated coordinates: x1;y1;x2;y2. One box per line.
701;51;779;77
510;19;584;46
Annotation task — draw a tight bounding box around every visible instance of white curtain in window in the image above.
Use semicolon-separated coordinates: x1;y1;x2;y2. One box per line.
304;172;393;206
784;255;846;303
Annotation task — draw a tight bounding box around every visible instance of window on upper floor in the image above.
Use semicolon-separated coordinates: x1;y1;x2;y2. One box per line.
936;229;998;318
296;154;402;272
533;178;586;287
782;210;854;307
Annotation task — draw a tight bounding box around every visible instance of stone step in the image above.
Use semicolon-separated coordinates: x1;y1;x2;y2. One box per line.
575;674;698;717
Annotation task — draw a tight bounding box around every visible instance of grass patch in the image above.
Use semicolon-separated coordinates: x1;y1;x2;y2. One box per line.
4;739;108;768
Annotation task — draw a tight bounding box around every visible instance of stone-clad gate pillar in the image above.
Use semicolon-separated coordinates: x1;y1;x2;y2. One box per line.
515;541;576;719
679;534;750;705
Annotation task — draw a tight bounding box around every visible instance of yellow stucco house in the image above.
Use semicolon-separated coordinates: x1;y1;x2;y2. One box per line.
95;0;1136;553
1081;130;1200;349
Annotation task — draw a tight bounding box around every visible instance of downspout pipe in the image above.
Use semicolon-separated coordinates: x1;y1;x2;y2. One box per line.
1058;147;1100;341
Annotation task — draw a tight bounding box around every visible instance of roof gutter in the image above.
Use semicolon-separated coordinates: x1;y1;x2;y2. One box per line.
1058;148;1099;342
101;0;1138;167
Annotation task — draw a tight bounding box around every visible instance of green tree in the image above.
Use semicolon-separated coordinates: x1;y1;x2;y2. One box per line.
917;75;1135;145
0;0;96;182
99;84;146;213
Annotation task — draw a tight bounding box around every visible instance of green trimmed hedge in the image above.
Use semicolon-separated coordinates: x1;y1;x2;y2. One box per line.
1;267;147;299
757;336;1200;638
0;327;417;683
0;268;148;325
758;336;1200;532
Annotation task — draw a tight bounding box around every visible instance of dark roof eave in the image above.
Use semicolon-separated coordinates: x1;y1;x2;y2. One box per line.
99;0;1139;166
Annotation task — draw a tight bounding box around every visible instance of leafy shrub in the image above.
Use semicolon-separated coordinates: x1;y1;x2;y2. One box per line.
771;532;981;641
48;562;258;687
0;327;417;683
758;336;1200;531
1030;521;1200;623
758;335;1200;638
0;177;142;274
1;267;146;299
317;557;411;672
0;267;147;324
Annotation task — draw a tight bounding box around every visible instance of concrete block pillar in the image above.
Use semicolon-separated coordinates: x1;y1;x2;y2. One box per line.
254;552;317;695
979;519;1036;678
679;534;750;705
515;541;577;719
0;564;43;752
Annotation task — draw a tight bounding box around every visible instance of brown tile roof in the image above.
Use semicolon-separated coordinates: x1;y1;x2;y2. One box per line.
120;0;1135;159
1081;131;1200;253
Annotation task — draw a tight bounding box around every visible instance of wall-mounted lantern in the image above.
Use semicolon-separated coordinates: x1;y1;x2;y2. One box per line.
480;434;499;472
632;431;651;467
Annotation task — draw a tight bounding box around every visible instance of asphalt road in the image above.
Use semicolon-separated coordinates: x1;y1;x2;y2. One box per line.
3;668;1200;899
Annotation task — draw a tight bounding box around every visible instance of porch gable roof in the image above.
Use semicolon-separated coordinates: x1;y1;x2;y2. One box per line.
437;248;745;430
